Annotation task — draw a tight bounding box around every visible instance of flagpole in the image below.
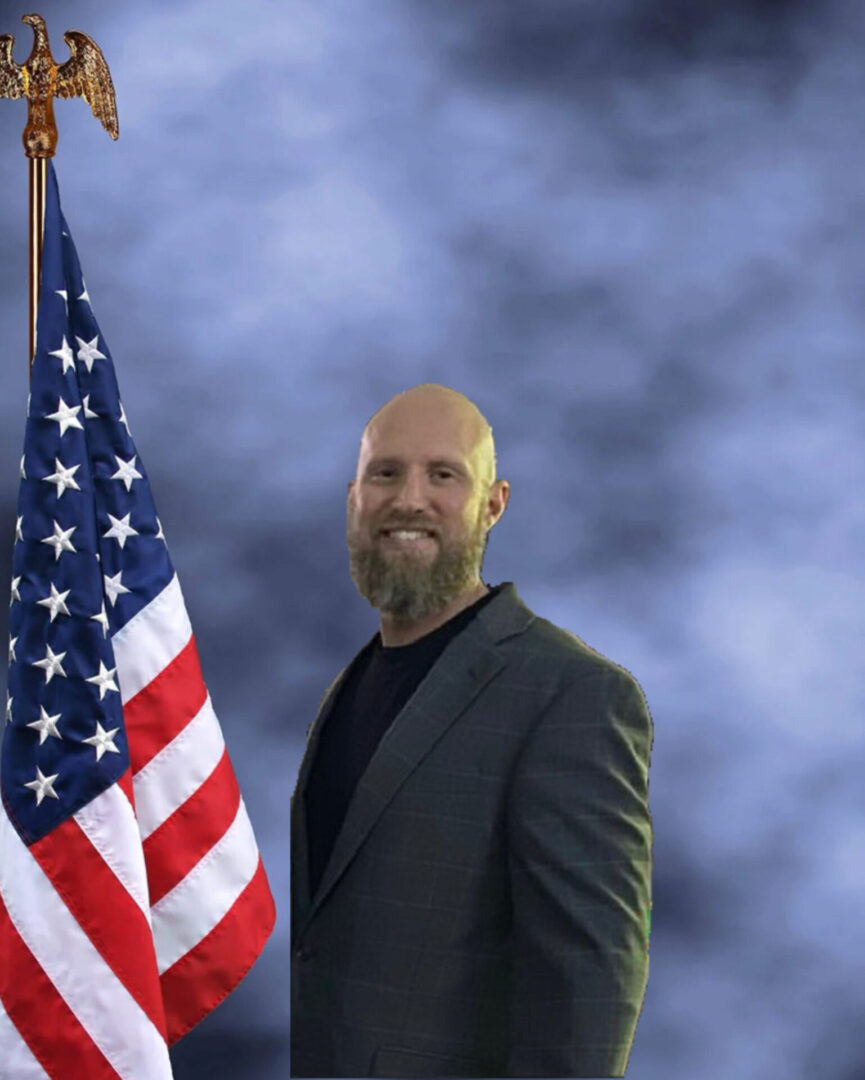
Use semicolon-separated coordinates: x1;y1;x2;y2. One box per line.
29;157;47;378
0;12;119;378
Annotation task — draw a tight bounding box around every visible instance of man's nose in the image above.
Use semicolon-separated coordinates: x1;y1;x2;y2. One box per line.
389;471;433;507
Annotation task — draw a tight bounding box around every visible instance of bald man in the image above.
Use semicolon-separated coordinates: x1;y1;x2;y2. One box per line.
290;384;654;1078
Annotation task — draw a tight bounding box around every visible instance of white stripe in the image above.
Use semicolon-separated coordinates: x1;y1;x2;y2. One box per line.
111;574;192;704
0;997;51;1079
74;784;151;923
152;799;258;974
0;803;172;1080
133;694;225;840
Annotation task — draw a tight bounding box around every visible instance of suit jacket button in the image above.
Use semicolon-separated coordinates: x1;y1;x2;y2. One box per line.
295;946;310;961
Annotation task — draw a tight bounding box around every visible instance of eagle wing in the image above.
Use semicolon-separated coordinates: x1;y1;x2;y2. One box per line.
0;34;26;99
56;30;118;139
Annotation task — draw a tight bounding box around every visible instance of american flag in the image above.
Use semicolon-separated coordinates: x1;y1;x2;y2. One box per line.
0;160;276;1078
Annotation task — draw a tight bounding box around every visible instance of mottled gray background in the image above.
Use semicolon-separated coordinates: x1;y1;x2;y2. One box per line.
1;1;863;1078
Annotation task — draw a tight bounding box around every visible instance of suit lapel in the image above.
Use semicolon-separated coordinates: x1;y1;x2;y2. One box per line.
291;623;506;943
290;652;361;941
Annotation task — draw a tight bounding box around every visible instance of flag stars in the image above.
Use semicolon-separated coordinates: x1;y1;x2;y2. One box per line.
111;454;142;491
155;517;165;542
10;576;21;606
15;516;23;543
75;334;105;373
82;394;98;420
36;582;72;623
90;601;110;637
55;288;68;316
103;512;138;550
85;660;119;700
24;766;60;806
45;397;84;436
48;334;76;373
20;453;26;479
103;571;130;607
40;521;77;561
118;402;131;436
9;636;17;664
82;721;120;762
42;458;81;498
27;706;62;745
78;280;90;304
32;643;68;684
5;692;12;725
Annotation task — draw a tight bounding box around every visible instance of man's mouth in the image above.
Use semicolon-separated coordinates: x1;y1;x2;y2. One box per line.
379;528;436;545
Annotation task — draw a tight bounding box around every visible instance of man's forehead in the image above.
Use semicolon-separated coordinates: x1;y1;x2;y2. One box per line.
367;401;471;435
359;394;490;479
364;419;474;453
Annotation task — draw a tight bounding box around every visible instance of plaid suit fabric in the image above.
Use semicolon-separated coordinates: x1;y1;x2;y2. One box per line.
291;583;653;1078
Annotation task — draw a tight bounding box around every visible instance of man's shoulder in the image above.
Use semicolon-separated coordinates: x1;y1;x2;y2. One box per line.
510;611;653;762
500;596;646;705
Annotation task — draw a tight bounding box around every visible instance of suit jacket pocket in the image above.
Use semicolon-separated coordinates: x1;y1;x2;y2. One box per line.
371;1044;493;1078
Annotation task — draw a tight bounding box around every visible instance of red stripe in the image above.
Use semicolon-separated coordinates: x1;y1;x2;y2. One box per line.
143;748;241;905
160;857;276;1045
116;765;135;808
0;887;121;1080
125;634;208;774
30;816;168;1040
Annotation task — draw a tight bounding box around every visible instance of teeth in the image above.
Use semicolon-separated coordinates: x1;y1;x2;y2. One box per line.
387;530;431;539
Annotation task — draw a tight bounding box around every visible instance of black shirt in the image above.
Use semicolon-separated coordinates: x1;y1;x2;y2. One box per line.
304;582;507;898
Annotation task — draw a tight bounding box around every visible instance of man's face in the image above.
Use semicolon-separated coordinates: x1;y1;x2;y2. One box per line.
346;408;491;623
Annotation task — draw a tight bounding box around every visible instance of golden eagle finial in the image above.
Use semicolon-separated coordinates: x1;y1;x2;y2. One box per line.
0;13;117;158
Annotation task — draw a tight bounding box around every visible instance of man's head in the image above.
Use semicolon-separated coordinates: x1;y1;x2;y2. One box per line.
346;383;510;624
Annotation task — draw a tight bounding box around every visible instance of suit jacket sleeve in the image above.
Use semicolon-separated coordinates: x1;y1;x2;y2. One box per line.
505;664;654;1078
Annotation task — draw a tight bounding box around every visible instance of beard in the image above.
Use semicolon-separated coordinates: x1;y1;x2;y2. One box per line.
346;505;490;623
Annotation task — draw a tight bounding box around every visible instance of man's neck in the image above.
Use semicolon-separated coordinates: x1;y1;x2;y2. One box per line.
379;581;490;648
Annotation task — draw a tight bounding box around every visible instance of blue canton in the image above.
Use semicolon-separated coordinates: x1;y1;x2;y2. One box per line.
3;161;175;845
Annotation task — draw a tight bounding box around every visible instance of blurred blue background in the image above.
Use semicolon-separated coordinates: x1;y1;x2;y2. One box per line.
2;1;863;1078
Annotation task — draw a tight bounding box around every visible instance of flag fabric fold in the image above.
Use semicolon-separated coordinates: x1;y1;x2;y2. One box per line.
1;160;276;1079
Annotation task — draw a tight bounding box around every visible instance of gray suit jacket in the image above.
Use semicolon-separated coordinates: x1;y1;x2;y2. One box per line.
291;584;653;1077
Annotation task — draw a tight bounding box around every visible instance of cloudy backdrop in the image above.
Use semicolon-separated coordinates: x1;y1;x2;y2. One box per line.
1;1;863;1077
